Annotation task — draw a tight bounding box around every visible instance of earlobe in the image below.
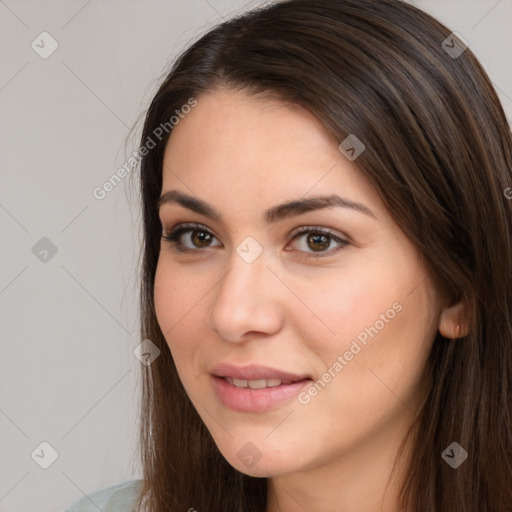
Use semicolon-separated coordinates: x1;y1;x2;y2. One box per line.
438;300;469;340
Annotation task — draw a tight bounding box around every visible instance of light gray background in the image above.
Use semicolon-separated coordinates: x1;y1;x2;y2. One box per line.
0;1;510;511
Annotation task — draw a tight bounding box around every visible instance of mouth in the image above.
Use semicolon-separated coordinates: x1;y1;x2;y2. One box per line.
222;376;308;389
210;362;312;383
209;363;313;412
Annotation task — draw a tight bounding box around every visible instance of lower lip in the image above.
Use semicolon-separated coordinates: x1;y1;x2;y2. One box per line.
211;375;312;413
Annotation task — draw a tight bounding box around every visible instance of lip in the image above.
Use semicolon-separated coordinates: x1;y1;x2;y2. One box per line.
210;363;311;382
209;363;313;413
211;376;312;413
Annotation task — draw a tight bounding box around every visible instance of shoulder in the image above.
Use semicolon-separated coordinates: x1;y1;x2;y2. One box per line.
63;478;144;512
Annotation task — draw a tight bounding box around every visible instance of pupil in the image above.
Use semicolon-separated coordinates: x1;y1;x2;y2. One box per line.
193;230;211;247
308;233;329;251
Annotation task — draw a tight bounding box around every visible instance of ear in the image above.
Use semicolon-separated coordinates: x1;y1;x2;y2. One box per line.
438;299;470;339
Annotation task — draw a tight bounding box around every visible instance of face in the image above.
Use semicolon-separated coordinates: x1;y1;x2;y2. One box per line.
154;88;442;478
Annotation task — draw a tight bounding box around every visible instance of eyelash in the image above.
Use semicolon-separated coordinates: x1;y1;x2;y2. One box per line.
161;222;349;259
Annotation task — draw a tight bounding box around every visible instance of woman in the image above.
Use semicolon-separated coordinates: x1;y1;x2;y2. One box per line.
65;0;512;510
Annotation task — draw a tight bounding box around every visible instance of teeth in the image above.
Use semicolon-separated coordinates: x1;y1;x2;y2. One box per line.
248;379;267;389
233;378;248;388
225;377;284;388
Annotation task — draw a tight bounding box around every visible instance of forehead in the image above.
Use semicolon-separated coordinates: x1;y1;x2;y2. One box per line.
161;89;387;222
164;89;330;166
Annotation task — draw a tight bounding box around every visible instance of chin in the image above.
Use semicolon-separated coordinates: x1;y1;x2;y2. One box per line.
216;441;303;478
229;457;295;478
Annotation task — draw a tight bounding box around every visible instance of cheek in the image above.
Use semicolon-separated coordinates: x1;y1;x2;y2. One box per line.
153;259;216;382
319;248;431;355
289;261;404;361
153;260;178;336
295;249;435;399
303;270;436;420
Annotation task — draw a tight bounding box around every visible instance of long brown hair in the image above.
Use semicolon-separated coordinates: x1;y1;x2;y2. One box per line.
133;1;512;510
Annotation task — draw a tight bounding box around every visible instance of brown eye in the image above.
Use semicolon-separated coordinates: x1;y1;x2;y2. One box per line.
161;223;221;252
191;230;213;248
289;226;349;259
306;233;330;252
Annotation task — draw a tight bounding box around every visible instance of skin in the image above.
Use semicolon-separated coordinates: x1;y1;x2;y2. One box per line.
153;88;467;512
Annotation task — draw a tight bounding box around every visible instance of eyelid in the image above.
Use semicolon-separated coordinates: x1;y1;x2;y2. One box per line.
288;224;349;241
167;221;218;238
161;222;348;241
287;225;349;258
161;222;221;251
161;222;350;257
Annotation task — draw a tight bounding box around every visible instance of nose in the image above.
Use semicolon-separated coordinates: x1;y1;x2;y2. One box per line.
208;248;284;343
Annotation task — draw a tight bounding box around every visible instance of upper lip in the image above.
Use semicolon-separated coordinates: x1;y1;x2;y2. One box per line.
210;363;311;382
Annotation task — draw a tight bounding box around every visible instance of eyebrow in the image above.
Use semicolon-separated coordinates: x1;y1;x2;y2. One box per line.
156;189;376;223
